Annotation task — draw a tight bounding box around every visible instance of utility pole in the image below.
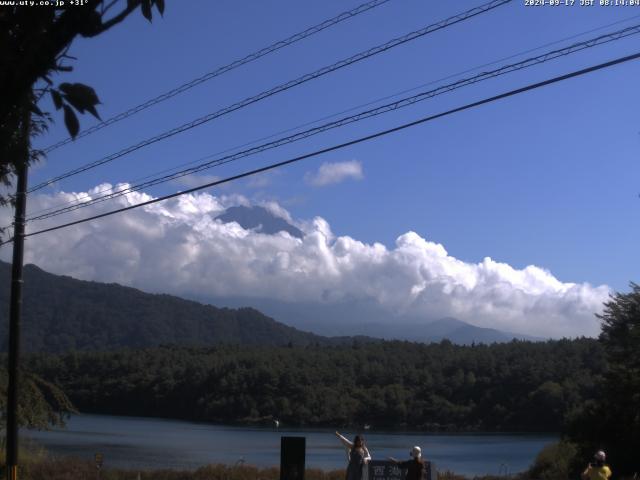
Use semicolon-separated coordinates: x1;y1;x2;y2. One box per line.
6;133;29;480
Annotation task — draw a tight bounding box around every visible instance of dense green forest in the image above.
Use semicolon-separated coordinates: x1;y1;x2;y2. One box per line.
25;338;604;432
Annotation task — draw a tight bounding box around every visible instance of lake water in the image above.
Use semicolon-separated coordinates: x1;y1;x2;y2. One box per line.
23;414;556;477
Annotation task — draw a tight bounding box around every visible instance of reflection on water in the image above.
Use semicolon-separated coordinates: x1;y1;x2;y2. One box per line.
23;414;556;476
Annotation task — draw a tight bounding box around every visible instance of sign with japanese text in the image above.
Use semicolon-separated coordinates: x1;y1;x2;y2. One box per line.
368;460;434;480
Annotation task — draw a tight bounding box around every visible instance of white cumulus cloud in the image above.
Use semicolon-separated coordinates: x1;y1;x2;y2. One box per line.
0;184;610;338
305;160;363;187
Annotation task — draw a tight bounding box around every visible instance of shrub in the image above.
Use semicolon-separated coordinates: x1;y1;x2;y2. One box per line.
524;440;578;480
2;458;348;480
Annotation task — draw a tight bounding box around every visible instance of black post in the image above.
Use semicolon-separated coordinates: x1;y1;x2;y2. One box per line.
6;160;28;480
280;436;305;480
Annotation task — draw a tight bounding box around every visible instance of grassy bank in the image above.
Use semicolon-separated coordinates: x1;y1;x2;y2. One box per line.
0;441;588;480
5;460;344;480
1;457;518;480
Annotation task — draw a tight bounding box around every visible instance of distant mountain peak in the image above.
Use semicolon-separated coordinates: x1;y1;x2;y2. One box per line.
424;317;542;344
216;205;303;239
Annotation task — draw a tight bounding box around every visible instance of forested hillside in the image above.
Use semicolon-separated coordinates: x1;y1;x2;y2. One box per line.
26;338;605;432
0;261;533;348
0;261;365;351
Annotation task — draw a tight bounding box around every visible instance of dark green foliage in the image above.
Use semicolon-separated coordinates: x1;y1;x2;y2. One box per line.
25;338;604;432
50;90;64;110
141;0;152;22
0;0;163;216
0;367;76;431
567;283;640;477
57;82;102;122
523;441;578;480
62;104;79;138
155;0;166;16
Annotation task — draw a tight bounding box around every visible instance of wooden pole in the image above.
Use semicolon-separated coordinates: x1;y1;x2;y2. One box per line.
6;152;28;480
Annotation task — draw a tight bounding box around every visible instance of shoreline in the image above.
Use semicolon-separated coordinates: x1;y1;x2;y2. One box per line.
22;414;555;476
59;411;561;436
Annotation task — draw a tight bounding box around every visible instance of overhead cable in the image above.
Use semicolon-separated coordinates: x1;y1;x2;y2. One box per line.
28;0;512;193
41;0;395;154
6;49;638;244
23;13;640;221
26;22;640;222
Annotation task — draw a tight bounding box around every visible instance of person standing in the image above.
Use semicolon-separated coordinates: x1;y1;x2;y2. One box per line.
335;431;371;480
581;450;612;480
389;446;424;480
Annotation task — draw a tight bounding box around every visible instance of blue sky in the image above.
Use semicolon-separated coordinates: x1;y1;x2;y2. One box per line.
19;0;640;306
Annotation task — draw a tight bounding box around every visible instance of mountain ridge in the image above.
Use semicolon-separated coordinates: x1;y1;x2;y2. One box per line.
0;260;539;352
216;205;303;238
202;296;542;344
0;261;374;352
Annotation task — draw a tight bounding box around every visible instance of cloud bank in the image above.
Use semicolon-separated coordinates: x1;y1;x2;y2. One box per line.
305;160;363;186
0;184;610;338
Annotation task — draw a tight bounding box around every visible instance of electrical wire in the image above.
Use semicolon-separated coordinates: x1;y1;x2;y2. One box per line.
41;0;395;154
28;0;512;193
22;13;640;221
3;49;637;245
25;22;640;223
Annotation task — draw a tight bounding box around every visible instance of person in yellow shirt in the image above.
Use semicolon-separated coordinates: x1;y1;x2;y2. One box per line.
581;450;612;480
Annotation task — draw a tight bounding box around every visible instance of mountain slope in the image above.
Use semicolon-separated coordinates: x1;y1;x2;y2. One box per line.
216;205;303;238
204;296;541;344
1;261;538;352
416;317;540;344
0;261;343;352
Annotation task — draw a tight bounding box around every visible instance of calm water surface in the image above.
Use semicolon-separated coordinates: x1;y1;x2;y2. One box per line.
23;414;556;477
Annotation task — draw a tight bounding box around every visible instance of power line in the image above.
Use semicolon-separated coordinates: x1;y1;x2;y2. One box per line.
8;49;639;243
41;0;394;154
28;0;512;193
23;21;640;220
348;12;640;111
22;14;640;222
25;22;640;223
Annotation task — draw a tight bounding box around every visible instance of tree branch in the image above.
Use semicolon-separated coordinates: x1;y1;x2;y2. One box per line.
101;0;121;16
87;0;140;37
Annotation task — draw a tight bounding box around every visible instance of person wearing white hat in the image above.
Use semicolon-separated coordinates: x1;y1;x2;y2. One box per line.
581;450;612;480
388;446;424;480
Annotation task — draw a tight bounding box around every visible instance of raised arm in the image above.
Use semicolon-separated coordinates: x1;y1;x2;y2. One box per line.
363;445;372;463
335;431;353;450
